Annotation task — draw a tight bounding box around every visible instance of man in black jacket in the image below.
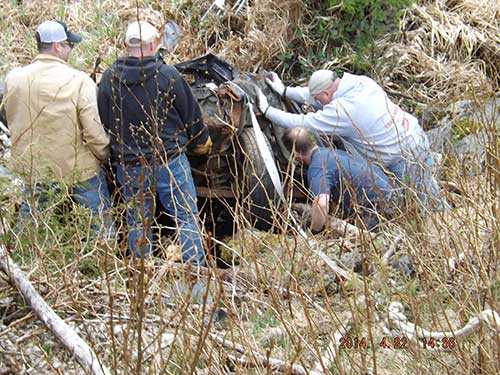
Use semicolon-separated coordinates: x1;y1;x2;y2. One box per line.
98;21;211;265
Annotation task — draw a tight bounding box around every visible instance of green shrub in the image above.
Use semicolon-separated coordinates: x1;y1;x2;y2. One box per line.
325;0;414;49
279;0;414;80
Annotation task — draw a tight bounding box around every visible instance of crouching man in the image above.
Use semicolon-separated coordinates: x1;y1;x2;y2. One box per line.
284;127;396;231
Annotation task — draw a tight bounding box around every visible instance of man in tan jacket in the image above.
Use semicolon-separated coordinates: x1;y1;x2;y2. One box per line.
4;20;113;237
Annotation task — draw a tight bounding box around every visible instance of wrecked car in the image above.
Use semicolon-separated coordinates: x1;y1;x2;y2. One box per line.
175;53;308;229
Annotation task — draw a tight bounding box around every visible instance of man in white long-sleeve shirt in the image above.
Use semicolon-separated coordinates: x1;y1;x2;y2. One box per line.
256;69;444;209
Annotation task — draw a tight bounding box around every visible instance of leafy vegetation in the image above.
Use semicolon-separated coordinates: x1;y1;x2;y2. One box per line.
267;0;415;84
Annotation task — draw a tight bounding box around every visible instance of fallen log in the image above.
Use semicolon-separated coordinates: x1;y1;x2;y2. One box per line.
385;301;500;349
0;244;110;375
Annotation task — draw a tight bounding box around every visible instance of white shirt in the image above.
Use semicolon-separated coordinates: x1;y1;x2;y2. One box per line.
266;73;428;166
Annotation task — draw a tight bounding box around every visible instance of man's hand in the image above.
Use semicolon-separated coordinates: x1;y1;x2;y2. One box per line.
194;136;213;155
265;72;286;97
256;88;270;116
311;194;330;233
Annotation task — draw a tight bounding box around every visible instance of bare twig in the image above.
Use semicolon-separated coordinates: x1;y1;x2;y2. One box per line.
211;333;322;374
382;234;403;265
314;322;351;372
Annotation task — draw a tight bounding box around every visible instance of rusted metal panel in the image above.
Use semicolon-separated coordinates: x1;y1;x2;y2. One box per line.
196;186;235;199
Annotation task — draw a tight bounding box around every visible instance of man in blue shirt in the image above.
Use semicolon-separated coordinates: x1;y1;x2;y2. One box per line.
284;127;395;231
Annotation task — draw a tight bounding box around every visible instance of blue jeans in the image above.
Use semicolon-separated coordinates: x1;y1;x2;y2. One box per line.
116;153;205;265
308;148;396;229
387;146;446;209
20;170;115;238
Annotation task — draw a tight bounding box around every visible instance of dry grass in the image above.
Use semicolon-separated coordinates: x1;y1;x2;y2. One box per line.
1;0;498;105
380;0;500;104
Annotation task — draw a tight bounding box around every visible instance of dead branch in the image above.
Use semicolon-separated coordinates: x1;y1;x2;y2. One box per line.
382;234;403;265
291;203;374;239
228;353;323;375
386;302;500;347
328;217;374;238
0;244;110;375
212;333;322;375
312;247;354;282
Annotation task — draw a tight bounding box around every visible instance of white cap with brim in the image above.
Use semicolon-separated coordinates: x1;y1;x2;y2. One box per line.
36;20;82;43
308;69;338;97
125;21;159;47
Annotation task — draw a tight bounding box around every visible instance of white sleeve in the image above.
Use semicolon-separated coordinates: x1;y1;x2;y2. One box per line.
285;86;310;104
266;101;356;137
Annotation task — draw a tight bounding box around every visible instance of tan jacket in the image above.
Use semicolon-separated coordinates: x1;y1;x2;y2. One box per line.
4;54;110;183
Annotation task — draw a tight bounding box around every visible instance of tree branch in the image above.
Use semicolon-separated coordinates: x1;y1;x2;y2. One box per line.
0;244;110;375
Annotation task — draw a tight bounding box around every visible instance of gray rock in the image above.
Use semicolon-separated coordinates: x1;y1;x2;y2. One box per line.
0;165;14;180
453;131;488;159
392;254;416;278
425;117;453;153
424;95;499;174
447;96;500;130
339;251;368;274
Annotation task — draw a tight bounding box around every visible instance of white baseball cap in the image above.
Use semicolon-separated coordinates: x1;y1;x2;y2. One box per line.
36;20;82;43
125;21;159;47
308;69;338;96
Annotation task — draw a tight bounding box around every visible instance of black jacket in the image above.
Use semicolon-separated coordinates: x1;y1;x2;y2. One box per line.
97;56;208;165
